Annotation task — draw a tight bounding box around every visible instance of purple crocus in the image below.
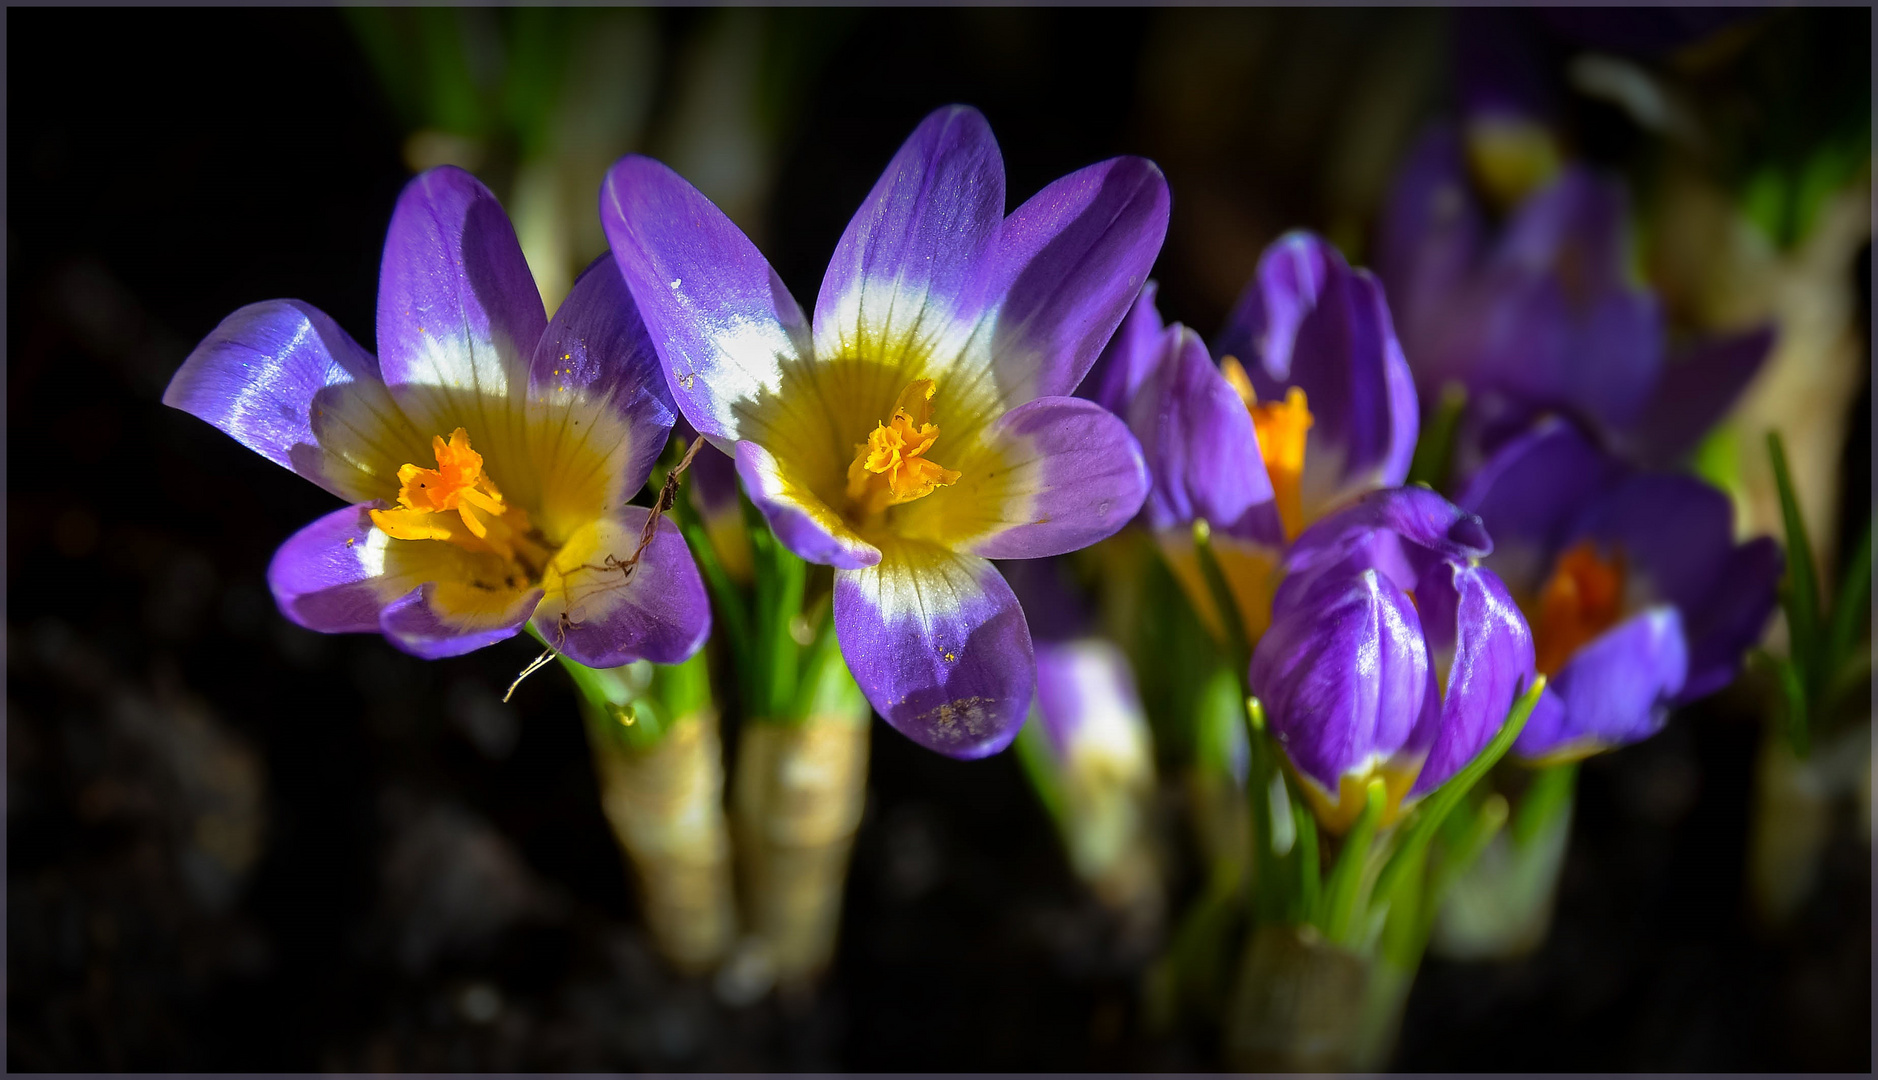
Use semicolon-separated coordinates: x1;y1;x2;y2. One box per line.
1376;126;1774;472
165;166;710;665
601;105;1166;759
1249;487;1535;831
1459;418;1781;761
1081;232;1419;642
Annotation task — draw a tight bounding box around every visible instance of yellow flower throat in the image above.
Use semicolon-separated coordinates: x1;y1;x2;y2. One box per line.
1220;357;1314;540
370;428;550;575
846;379;962;519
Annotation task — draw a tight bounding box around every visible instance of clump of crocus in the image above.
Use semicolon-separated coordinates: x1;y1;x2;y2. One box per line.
1249;487;1536;830
165;166;711;664
602;105;1167;758
1459;418;1782;761
1376;125;1774;472
1082;232;1418;643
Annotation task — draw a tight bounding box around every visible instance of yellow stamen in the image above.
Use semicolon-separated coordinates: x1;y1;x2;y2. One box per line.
1221;357;1315;541
370;428;548;570
846;379;962;518
1532;540;1626;676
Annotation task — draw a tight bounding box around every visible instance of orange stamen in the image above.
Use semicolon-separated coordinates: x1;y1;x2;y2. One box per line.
1221;356;1315;540
1533;540;1626;676
846;379;962;517
370;428;546;569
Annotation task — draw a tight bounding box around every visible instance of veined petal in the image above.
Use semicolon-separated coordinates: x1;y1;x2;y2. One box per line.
165;300;429;504
533;505;711;668
1251;564;1431;797
525;255;677;540
1285;486;1492;595
1130;327;1282;544
1409;561;1536;795
1220;235;1419;510
375;167;548;465
1514;606;1687;760
906;396;1148;560
735;440;881;569
835;542;1034;759
1077;280;1166;417
601;154;812;442
268;504;416;632
380;583;543;660
813;105;1006;373
977;155;1171;404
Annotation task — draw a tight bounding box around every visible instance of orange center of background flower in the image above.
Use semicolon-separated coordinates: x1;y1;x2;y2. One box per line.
1221;357;1315;540
1532;540;1626;676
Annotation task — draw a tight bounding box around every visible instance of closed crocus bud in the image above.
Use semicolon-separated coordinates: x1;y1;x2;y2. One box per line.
1251;487;1535;831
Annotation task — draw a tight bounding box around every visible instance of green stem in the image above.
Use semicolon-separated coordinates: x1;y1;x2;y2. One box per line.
1192;519;1252;672
1511;761;1578;848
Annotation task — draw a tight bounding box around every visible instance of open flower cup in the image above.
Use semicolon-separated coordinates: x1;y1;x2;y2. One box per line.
1461;418;1782;761
1084;231;1419;645
165;166;710;666
602;105;1168;759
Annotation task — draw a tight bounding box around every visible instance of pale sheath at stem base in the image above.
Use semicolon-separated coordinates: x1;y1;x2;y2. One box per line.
733;708;871;986
578;674;737;973
1223;924;1411;1072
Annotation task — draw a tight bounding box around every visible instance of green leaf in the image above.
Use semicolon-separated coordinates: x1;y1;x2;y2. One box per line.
1822;515;1873;706
1320;778;1387;944
1768;431;1821;690
1406;382;1467;493
1192;519;1252;672
1371;676;1547;909
1511;761;1577;848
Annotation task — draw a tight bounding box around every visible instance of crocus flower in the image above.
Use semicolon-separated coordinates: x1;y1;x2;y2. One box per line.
601;105;1166;758
1082;232;1418;642
1249;487;1535;831
165;166;710;665
1459;418;1781;761
1376;126;1774;473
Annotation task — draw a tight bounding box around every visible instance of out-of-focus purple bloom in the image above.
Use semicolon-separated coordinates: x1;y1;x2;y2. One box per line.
1377;127;1775;473
165;167;710;666
1079;233;1418;644
1460;418;1781;761
602;105;1166;759
1250;487;1535;831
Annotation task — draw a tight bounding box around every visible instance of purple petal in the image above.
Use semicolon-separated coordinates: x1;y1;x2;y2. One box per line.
1410;562;1537;795
1565;472;1736;621
1621;325;1776;467
687;439;744;521
375;166;548;434
1128;326;1282;544
1251;563;1431;793
1677;536;1781;703
601;154;813;441
1217;234;1420;503
1033;638;1149;761
379;584;543;660
835;545;1034;759
939;395;1150;560
1077;281;1165;417
533;506;711;668
166;300;426;504
1373;126;1488;394
267;504;404;633
1460;417;1628;593
1514;606;1688;758
529;255;679;501
734;440;880;569
813;105;1006;367
1285;486;1493;596
978;155;1172;403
